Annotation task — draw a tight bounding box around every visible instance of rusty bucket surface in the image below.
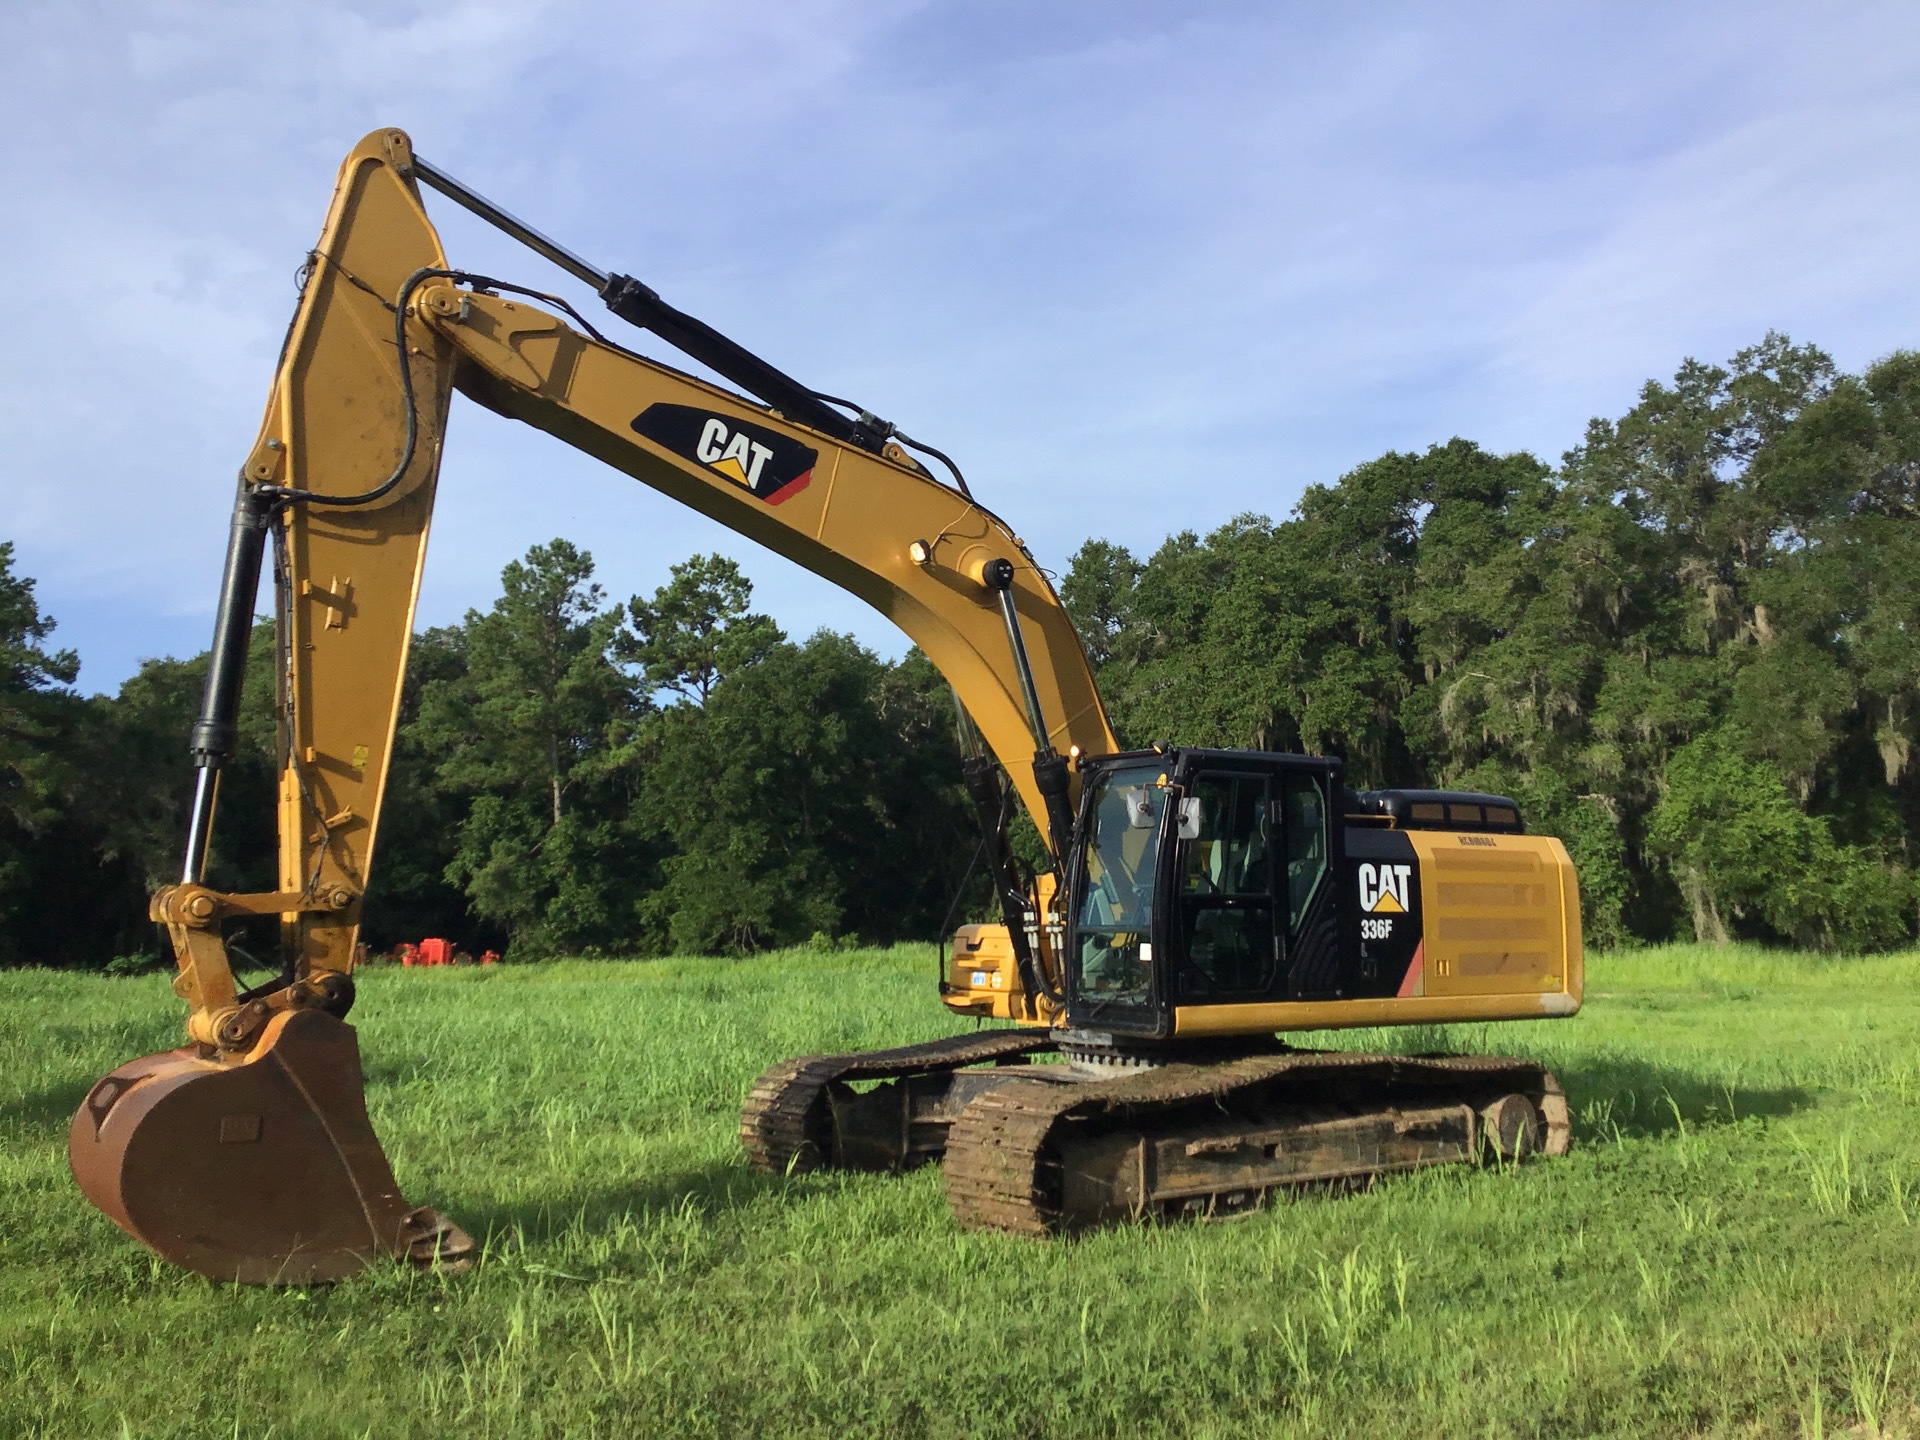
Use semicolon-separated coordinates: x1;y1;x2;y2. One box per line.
69;1007;467;1284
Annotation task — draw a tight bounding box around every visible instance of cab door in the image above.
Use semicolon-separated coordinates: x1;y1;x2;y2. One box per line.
1277;767;1343;997
1171;771;1280;1003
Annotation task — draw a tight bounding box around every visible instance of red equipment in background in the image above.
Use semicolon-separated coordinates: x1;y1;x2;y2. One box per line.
394;939;493;967
413;938;454;966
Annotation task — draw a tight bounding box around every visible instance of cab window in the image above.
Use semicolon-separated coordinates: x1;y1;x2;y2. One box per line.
1282;772;1328;930
1074;764;1165;1010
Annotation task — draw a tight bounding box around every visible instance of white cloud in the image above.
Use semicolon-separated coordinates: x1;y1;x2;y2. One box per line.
2;1;1917;689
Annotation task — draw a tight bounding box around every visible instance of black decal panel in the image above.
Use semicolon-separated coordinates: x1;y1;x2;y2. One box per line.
631;404;818;505
1344;828;1424;998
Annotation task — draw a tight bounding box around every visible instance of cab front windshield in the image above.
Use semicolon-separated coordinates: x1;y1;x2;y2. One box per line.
1075;764;1166;1008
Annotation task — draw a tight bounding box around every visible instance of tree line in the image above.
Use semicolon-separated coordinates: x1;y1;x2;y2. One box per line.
0;539;975;968
1;332;1915;965
1065;333;1919;951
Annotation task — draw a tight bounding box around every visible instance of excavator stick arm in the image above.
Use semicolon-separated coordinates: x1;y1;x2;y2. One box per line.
69;130;462;1282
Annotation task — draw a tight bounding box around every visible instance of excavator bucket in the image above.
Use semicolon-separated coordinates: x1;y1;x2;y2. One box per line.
69;1008;471;1284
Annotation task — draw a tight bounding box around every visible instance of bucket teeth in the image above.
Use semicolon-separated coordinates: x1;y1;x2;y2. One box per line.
400;1206;476;1272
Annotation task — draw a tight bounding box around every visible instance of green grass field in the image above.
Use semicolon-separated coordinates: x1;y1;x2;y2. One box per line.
3;943;1918;1439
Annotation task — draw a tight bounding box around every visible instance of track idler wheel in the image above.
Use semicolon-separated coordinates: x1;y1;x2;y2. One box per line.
68;1007;472;1284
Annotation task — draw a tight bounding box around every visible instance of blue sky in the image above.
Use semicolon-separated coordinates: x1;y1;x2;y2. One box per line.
5;2;1919;693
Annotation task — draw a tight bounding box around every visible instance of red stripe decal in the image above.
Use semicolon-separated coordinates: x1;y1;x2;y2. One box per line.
764;469;813;505
1396;940;1425;998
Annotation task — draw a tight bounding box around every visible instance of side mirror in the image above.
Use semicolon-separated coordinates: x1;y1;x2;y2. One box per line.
1177;797;1202;840
1124;789;1156;829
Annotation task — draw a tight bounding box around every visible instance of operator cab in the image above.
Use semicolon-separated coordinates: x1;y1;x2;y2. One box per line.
1067;749;1343;1036
1064;749;1529;1039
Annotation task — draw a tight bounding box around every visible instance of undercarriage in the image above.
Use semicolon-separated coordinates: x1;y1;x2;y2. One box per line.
742;1032;1570;1235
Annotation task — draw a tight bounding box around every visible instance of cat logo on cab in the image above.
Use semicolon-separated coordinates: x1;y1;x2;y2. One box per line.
630;404;818;505
1357;863;1413;914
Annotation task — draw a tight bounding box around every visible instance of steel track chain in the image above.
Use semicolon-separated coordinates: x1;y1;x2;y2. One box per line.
740;1028;1056;1175
944;1050;1569;1235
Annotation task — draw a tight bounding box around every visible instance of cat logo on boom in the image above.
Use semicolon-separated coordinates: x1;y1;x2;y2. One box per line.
1358;863;1414;914
630;404;818;505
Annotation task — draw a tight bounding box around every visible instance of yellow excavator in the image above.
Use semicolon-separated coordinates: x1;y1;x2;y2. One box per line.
69;130;1583;1283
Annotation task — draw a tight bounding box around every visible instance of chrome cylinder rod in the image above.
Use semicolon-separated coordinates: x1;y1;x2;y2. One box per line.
410;154;610;291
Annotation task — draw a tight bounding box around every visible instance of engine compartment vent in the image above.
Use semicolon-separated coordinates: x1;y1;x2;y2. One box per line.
1346;788;1525;833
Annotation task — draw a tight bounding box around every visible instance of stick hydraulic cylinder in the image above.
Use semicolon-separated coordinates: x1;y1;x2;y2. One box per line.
182;484;273;884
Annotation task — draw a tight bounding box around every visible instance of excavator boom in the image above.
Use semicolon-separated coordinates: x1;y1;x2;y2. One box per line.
71;128;1113;1283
